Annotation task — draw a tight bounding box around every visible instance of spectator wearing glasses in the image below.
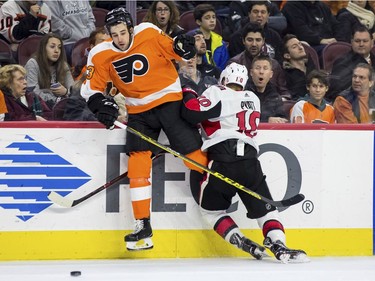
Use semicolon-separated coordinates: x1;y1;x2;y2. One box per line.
142;1;185;38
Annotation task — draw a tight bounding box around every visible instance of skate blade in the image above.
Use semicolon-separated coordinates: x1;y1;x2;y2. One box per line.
278;253;310;264
288;253;310;263
126;238;153;251
253;249;271;260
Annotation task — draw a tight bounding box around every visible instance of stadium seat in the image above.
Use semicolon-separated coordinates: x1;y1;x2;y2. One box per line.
301;42;320;70
17;35;43;66
70;37;90;78
321;42;351;73
179;11;222;35
92;7;109;28
0;39;15;65
136;9;148;24
71;37;90;67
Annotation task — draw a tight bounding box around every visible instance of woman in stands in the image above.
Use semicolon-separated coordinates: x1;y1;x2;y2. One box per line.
0;64;52;121
25;33;74;110
142;1;185;38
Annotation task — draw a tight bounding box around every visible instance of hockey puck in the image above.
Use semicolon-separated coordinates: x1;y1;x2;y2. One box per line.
70;271;81;277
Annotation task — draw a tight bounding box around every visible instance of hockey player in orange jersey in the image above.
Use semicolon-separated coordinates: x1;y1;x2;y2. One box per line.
81;7;207;251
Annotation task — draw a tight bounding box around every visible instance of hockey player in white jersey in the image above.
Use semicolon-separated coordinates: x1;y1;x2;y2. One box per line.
181;62;309;263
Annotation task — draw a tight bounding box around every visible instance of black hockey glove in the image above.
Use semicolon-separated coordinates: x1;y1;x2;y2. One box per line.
87;93;119;129
173;34;196;60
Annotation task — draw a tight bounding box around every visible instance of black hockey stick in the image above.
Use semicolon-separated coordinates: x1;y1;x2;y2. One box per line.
114;121;305;208
48;152;165;208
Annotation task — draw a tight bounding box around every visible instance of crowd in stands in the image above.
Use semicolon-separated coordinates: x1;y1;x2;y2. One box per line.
0;0;375;124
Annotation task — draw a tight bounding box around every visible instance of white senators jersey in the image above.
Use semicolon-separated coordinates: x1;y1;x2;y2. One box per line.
81;22;183;114
197;85;261;152
0;0;51;43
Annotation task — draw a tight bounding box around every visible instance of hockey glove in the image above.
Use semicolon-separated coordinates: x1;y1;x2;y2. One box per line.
87;93;119;129
173;34;196;60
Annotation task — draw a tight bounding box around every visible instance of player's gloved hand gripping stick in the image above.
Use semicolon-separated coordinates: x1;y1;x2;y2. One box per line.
87;93;119;129
114;121;305;208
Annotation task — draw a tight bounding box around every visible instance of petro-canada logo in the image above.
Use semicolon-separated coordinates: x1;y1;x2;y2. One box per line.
0;135;91;221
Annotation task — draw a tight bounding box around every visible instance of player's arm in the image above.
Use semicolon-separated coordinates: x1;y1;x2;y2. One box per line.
181;87;222;125
81;51;119;129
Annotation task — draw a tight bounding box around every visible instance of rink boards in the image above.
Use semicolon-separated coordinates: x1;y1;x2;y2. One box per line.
0;122;373;260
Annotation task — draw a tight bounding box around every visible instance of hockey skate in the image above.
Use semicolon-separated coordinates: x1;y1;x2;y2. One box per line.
125;218;153;251
263;237;309;263
230;233;269;260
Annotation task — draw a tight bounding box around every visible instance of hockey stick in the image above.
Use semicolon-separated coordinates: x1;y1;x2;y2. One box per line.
114;121;305;208
48;173;128;208
48;152;165;208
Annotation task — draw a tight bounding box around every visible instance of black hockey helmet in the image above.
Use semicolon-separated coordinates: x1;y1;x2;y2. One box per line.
105;7;134;32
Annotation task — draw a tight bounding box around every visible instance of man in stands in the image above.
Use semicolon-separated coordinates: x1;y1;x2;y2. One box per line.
328;25;375;102
228;22;291;100
334;63;375;123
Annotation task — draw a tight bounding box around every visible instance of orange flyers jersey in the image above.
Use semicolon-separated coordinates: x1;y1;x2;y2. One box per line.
81;22;183;114
290;100;336;124
0;91;7;114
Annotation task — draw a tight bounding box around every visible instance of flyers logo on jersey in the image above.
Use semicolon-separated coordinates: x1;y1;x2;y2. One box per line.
112;54;149;83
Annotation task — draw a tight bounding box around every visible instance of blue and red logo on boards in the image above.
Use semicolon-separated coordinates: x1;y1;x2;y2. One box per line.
0;135;91;221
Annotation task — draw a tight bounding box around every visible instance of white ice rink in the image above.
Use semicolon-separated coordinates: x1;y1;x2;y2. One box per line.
1;257;375;281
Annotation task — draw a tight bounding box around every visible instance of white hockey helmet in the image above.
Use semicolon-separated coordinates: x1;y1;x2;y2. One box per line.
219;62;248;89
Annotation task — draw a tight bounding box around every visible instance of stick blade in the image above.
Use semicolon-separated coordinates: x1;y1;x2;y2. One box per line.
271;193;305;208
47;191;74;208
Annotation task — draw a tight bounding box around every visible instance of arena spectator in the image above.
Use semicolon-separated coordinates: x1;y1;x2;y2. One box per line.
336;0;375;43
178;54;217;95
282;34;316;101
0;0;51;58
73;27;109;80
142;1;185;38
228;22;291;99
334;63;375;123
228;1;283;62
192;29;221;79
227;0;287;37
0;64;52;121
249;54;288;123
328;25;375;102
290;69;335;124
282;1;340;55
48;0;96;65
190;3;229;70
25;33;74;109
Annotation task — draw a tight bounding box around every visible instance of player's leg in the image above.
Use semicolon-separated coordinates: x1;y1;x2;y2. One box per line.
125;151;154;251
199;160;267;259
124;113;160;251
158;100;208;173
239;158;309;263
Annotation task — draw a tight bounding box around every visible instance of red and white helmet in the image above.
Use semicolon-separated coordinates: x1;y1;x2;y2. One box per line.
219;62;248;89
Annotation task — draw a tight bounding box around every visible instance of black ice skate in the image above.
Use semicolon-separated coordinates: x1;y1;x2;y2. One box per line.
230;233;269;260
124;218;153;251
263;237;309;263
